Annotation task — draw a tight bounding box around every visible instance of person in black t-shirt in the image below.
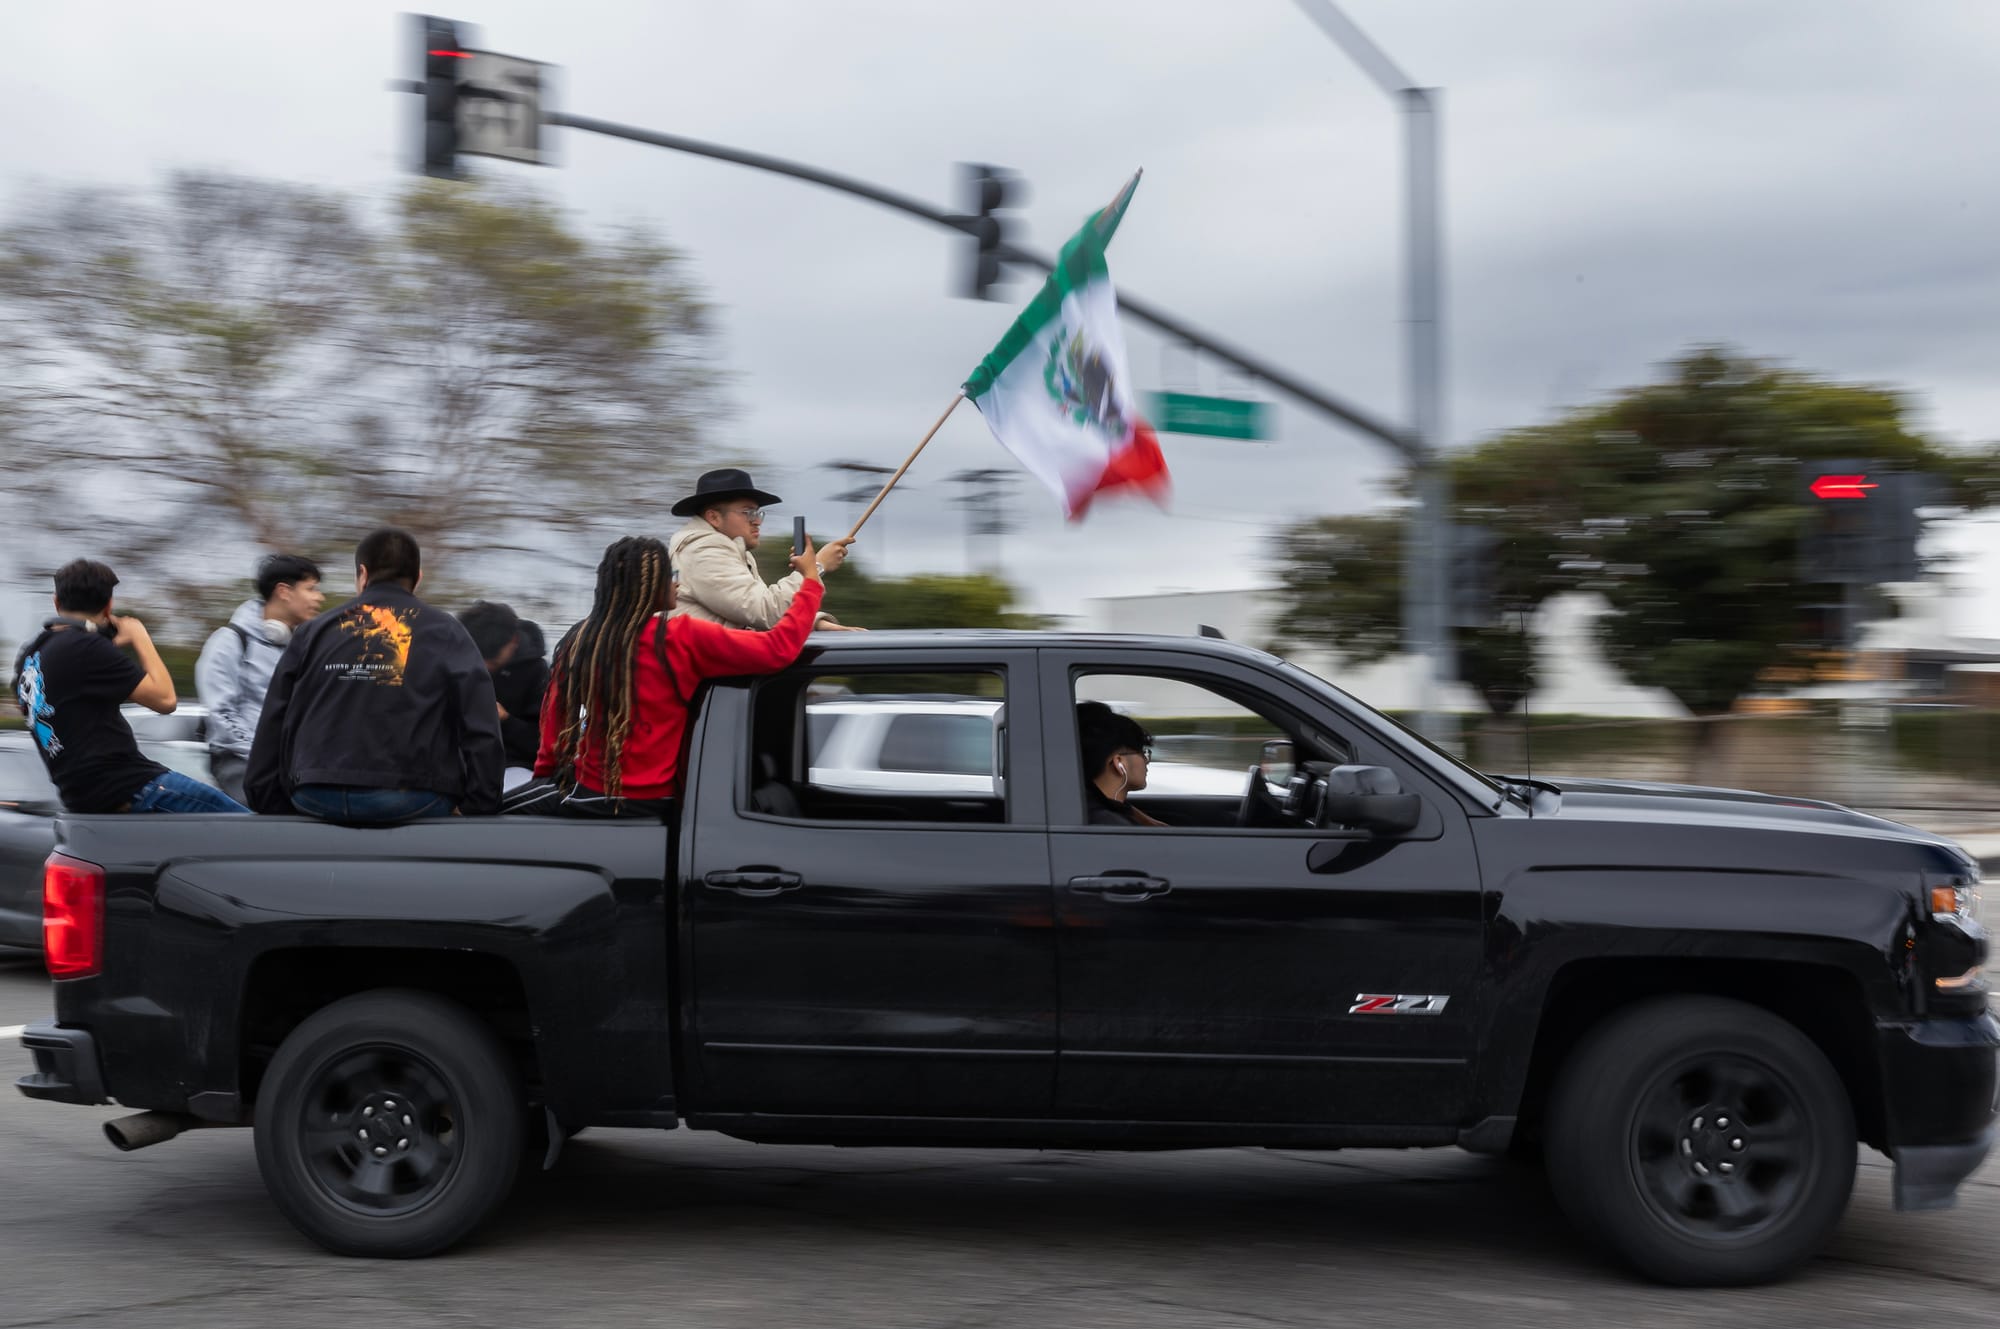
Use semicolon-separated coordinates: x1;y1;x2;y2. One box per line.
1076;701;1168;828
11;559;247;814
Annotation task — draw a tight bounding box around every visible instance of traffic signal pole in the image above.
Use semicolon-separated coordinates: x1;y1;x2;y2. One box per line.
1290;0;1457;746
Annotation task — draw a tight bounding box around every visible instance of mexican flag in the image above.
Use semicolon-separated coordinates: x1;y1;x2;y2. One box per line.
963;173;1169;519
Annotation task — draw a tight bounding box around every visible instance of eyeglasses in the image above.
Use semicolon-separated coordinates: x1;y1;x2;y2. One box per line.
729;506;766;523
1119;746;1154;762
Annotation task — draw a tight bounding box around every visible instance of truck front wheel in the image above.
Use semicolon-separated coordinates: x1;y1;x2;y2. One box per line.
1545;995;1855;1285
254;989;524;1257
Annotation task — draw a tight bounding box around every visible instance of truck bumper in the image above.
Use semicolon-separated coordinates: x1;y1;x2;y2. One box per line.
1892;1124;1996;1211
1879;1012;2000;1211
14;1021;108;1106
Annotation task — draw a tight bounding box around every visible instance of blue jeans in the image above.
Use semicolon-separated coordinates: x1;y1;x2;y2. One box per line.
128;771;250;815
291;785;456;825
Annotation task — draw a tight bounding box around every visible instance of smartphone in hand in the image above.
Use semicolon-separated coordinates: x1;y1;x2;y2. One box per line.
793;515;808;557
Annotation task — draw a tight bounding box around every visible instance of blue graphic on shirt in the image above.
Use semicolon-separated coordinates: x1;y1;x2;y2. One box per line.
16;651;60;758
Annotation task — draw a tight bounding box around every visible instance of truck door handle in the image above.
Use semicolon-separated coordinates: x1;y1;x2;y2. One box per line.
1067;874;1171;901
704;869;803;897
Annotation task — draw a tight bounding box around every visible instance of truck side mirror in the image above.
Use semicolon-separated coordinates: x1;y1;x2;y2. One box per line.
1321;764;1421;835
1259;739;1296;787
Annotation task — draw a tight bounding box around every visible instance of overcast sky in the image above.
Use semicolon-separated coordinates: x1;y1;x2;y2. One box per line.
3;0;1998;642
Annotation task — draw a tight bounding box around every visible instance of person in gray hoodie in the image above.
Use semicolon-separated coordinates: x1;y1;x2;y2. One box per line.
195;553;324;802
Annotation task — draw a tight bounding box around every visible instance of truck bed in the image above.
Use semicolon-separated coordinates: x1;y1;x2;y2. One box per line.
46;814;678;1130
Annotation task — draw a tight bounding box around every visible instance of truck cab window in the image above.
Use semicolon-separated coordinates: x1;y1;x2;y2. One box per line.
1069;672;1346;830
750;671;1010;825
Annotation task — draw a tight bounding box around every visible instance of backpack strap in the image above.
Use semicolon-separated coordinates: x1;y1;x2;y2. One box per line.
224;622;253;666
651;616;682;701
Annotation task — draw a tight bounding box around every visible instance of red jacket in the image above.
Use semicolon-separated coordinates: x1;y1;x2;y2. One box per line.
533;579;823;799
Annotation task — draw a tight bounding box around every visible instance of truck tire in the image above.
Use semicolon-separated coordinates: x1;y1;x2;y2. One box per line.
254;989;524;1258
1544;995;1855;1286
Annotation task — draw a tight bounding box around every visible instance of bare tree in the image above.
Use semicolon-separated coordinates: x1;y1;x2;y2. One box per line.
0;171;722;615
0;174;369;557
348;182;721;556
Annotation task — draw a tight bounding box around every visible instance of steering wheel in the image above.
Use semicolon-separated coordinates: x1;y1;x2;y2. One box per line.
1235;763;1287;828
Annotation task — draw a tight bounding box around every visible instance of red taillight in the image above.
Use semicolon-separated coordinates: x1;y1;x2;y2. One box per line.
43;853;104;979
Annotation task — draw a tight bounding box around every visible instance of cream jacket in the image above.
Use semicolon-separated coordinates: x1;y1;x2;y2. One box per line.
667;519;833;629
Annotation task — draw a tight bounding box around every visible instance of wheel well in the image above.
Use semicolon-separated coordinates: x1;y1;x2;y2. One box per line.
239;948;536;1110
1511;959;1885;1151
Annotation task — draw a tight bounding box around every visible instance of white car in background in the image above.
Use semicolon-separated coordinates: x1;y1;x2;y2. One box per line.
805;697;1247;798
807;697;1003;795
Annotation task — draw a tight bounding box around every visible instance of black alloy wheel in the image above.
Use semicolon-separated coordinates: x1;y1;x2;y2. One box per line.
1628;1052;1810;1239
1545;995;1855;1286
256;989;524;1258
298;1045;463;1217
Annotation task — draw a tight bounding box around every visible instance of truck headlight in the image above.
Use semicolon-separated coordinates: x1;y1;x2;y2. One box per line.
1930;883;1981;927
1921;871;1985;998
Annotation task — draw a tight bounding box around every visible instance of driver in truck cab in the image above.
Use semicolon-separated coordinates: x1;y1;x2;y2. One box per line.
1077;700;1167;827
504;532;825;818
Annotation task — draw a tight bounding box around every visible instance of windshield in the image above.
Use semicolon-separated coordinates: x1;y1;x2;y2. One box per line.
1276;659;1507;804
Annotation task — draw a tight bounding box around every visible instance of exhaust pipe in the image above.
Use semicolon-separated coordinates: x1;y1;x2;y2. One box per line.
104;1110;203;1152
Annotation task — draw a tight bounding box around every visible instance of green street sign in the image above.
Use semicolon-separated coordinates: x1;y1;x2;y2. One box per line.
1147;391;1271;441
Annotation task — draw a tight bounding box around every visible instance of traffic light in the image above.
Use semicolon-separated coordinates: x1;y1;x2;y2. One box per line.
1798;460;1927;585
958;164;1022;300
419;15;472;178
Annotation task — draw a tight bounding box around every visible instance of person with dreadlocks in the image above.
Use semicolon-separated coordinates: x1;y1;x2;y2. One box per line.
503;532;824;817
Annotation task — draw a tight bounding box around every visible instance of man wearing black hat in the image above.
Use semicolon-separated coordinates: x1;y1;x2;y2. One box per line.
667;467;856;631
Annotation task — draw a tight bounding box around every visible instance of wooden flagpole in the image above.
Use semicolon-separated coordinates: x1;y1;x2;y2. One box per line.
842;389;966;542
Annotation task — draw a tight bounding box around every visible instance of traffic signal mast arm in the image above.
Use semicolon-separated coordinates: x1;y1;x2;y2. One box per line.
537;110;1417;464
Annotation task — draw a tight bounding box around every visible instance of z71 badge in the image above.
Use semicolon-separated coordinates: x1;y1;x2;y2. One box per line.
1349;994;1450;1015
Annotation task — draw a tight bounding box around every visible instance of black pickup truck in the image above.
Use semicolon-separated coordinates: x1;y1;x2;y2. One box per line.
15;631;1996;1284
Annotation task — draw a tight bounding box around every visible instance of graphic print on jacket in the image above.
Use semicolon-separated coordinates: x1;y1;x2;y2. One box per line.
329;604;417;686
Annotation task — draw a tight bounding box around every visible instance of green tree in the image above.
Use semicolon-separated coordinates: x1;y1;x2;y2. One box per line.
1266;507;1555;719
0;172;720;616
1268;348;2000;733
1536;349;1996;718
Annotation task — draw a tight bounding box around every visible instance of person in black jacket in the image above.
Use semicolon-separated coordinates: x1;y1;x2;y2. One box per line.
245;528;504;823
459;601;549;777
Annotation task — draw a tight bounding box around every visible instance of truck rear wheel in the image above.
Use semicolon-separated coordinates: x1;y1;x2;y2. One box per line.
254;989;523;1257
1544;995;1854;1286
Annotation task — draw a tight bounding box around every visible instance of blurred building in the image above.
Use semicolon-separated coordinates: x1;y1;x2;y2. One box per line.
1858;583;2000;704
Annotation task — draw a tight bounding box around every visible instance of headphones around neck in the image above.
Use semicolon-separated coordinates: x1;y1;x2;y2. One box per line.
43;615;104;635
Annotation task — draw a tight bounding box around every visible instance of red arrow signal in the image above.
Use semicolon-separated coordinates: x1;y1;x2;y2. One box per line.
1810;474;1877;500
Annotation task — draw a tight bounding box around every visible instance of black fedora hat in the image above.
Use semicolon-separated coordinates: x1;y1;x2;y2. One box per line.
671;467;784;518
